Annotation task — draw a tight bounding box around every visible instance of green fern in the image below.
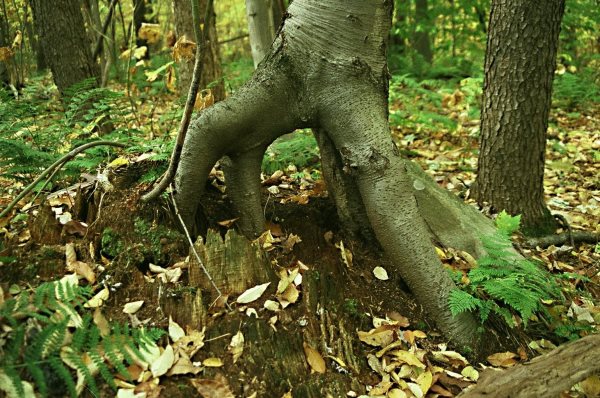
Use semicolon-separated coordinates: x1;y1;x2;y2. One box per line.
0;279;164;398
449;211;562;327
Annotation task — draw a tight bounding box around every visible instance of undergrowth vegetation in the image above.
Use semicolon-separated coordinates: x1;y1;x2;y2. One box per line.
449;212;593;340
0;276;164;397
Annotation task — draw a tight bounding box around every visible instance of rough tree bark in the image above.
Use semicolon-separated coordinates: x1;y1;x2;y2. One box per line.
473;0;565;236
0;15;9;90
30;0;99;96
173;0;493;353
172;0;225;100
458;334;600;398
245;0;275;68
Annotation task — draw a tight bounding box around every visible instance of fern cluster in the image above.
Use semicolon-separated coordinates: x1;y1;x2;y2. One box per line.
0;78;132;186
449;211;563;328
0;278;164;397
262;129;320;175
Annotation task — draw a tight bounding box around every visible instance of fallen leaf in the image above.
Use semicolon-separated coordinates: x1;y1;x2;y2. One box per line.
487;351;518;367
150;345;175;377
203;357;224;367
189;375;235;398
123;301;144;314
357;325;398;347
65;243;96;284
373;266;390;280
169;316;186;343
236;282;271;304
303;342;326;373
84;287;109;308
390;350;426;369
228;331;244;363
461;365;479;381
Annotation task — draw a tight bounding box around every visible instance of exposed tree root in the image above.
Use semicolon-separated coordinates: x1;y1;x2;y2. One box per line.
171;0;508;355
458;334;600;398
525;231;600;248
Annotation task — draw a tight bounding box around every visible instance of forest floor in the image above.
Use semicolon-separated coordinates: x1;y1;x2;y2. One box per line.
0;76;599;397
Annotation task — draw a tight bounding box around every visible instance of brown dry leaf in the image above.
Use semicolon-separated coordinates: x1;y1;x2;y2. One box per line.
217;218;238;228
357;325;398;347
282;233;302;253
173;35;196;62
173;327;206;358
390;349;426;369
134;379;163;398
195;90;214;111
487;351;518;367
303;342;326;373
430;384;453;397
63;220;87;237
387;311;410;327
138;23;161;44
189;374;235;398
65;243;96;284
581;375;600;397
167;351;203;376
277;283;300;308
0;46;14;61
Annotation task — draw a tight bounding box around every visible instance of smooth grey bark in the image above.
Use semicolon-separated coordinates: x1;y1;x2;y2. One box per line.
174;0;490;353
245;0;275;68
473;0;565;236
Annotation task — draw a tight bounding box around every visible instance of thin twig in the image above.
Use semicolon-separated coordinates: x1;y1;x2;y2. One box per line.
92;0;118;60
0;141;126;219
169;187;232;311
141;0;214;202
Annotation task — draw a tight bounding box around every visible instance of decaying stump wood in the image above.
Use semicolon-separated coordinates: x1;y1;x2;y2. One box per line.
458;334;600;398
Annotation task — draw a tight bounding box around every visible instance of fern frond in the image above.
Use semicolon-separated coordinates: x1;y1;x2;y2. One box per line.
47;356;77;397
449;289;482;317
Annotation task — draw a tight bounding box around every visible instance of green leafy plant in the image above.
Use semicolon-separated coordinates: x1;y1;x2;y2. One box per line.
0;277;164;397
449;211;563;327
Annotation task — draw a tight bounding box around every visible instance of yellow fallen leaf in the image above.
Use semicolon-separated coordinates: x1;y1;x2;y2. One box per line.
108;157;129;169
390;350;426;368
416;370;433;394
373;266;389;280
84;287;109;308
228;331;244;363
358;325;398;347
581;375;600;397
461;365;479;381
236;282;270;304
203;357;224;367
388;388;408;398
123;300;144;314
303;342;326;373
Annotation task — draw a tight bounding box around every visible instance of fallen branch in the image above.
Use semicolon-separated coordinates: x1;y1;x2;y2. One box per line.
525;231;600;248
0;140;127;219
458;334;600;398
141;0;214;202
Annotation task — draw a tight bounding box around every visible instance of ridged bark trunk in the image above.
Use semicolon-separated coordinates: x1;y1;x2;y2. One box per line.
0;16;9;89
473;0;564;236
172;0;225;101
30;0;99;96
174;0;493;354
245;0;275;68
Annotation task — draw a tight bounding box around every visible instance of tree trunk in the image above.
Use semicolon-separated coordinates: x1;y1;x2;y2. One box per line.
245;0;275;68
173;0;496;354
271;0;285;30
0;13;9;90
172;0;225;101
23;8;46;72
30;0;99;96
473;0;565;236
458;334;600;398
412;0;433;66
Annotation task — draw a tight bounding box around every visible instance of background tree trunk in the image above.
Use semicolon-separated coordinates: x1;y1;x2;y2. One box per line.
245;0;275;68
0;13;10;89
30;0;99;96
412;0;433;67
473;0;565;236
172;0;225;100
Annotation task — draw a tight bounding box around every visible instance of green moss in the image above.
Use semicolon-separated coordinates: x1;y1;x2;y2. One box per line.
100;228;124;258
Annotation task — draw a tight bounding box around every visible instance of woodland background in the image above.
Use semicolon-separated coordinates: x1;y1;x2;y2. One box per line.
0;0;599;397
